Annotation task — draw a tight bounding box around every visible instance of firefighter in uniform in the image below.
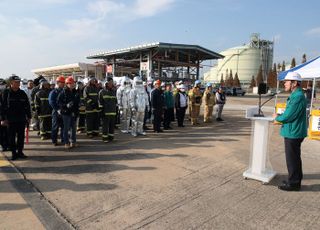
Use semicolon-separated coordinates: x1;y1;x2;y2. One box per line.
1;75;31;160
0;78;9;152
76;81;86;133
188;80;203;125
98;77;117;142
83;76;100;137
35;79;52;140
30;75;45;131
203;83;216;123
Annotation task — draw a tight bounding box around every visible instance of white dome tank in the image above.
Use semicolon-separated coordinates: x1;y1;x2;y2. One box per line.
204;34;273;84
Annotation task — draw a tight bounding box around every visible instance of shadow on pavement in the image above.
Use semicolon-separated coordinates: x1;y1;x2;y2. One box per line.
2;164;156;175
266;173;320;192
0;203;29;211
0;179;117;193
30;153;188;163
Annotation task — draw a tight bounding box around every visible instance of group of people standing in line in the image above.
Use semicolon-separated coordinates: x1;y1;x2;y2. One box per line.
0;74;227;161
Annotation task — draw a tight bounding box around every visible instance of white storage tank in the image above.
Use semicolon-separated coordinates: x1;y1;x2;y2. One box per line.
204;34;273;85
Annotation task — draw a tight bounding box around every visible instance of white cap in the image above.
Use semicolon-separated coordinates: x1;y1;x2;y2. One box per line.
284;72;302;81
178;84;186;89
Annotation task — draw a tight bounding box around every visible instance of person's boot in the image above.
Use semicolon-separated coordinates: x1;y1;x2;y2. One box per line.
11;151;18;161
278;182;301;191
18;152;28;159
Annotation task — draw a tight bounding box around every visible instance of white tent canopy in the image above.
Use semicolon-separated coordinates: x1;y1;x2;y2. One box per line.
278;56;320;80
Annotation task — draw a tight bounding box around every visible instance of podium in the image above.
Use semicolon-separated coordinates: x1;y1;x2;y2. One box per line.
243;107;277;184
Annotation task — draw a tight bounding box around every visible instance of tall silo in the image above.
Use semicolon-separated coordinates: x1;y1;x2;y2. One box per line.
204;33;274;86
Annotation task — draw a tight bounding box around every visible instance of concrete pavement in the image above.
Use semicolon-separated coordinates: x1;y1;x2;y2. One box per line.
1;96;320;229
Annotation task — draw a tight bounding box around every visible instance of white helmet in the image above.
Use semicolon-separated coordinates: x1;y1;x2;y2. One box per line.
284;72;302;81
83;77;89;85
133;76;143;88
121;76;131;87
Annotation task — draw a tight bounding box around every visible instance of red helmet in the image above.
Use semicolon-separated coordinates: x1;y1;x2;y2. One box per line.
153;79;161;86
65;76;75;84
56;75;65;83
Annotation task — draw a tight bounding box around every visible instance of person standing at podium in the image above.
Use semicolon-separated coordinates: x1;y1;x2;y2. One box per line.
273;72;307;191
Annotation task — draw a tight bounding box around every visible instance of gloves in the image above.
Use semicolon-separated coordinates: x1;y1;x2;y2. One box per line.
67;101;74;108
57;110;62;115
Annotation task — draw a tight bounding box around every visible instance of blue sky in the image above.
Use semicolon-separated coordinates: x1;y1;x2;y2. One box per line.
0;0;319;78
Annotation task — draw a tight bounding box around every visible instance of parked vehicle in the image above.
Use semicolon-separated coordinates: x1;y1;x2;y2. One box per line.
232;87;246;96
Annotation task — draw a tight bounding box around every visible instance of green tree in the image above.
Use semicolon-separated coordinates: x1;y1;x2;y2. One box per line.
249;75;256;88
256;65;264;86
233;72;241;87
266;63;277;88
277;63;281;72
290;58;296;68
224;69;229;86
220;74;224;85
302;54;307;63
227;69;234;87
267;68;273;88
281;61;286;71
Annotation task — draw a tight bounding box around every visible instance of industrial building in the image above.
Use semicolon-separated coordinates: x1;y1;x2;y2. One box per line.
32;62;105;81
87;42;223;82
32;42;223;83
204;34;273;86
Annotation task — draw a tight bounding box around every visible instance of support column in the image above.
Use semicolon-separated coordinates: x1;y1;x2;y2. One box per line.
157;61;161;80
148;50;153;79
196;59;200;80
112;56;116;77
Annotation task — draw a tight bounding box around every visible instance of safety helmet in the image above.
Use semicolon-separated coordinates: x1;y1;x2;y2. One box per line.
106;76;113;83
76;80;84;85
39;78;49;88
153;79;161;86
56;75;65;83
133;76;143;87
194;80;201;87
122;76;131;87
0;78;6;85
65;76;75;84
178;84;186;89
284;72;302;81
206;82;212;87
21;78;28;85
89;75;96;81
178;84;186;92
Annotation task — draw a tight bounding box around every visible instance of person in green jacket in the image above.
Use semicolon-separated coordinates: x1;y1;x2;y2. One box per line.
273;72;307;191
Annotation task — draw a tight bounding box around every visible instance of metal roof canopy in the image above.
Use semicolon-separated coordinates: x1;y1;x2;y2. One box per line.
31;62;105;80
87;42;224;80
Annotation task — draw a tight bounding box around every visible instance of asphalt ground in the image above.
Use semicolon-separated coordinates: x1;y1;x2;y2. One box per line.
1;95;320;230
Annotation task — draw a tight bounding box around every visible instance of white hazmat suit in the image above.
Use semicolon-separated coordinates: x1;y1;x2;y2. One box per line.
130;77;149;136
117;77;132;133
